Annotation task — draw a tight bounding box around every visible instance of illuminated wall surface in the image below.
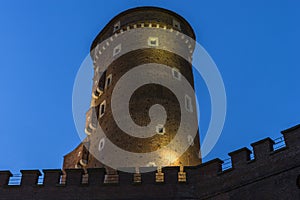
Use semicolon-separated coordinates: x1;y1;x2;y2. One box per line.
64;7;202;173
0;125;299;199
0;6;299;200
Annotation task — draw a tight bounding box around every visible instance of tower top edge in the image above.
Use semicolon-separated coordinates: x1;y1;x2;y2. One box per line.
90;6;196;52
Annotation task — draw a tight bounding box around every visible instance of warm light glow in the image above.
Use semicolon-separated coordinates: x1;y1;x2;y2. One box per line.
161;149;180;165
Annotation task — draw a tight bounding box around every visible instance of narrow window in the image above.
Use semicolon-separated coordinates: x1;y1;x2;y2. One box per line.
113;21;120;32
148;37;159;47
173;19;181;30
156;124;165;135
185;95;193;112
80;159;87;167
105;74;112;89
97;70;106;93
98;138;105;151
100;100;106;118
85;125;93;135
113;44;121;56
172;68;181;80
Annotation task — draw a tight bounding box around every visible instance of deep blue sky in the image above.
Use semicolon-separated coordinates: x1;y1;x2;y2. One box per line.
0;1;299;173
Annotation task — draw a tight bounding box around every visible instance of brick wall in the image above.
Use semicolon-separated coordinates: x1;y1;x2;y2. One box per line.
1;125;299;200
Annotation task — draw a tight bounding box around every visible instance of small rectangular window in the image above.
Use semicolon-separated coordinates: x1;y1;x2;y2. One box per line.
113;21;120;32
173;19;181;30
172;68;181;80
100;100;106;118
185;95;193;112
85;126;93;135
105;74;112;89
107;77;111;87
156;124;165;135
98;138;105;151
113;44;121;56
148;37;159;47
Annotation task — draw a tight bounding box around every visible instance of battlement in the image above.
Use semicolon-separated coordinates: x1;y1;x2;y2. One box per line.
1;125;299;200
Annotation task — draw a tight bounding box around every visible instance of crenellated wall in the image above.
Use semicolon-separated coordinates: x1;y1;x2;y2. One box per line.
1;125;299;200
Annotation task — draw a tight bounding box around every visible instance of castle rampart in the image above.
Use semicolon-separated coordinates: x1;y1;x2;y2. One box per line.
1;125;299;199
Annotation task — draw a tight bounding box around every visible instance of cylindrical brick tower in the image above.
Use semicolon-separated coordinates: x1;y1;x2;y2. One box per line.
63;7;201;173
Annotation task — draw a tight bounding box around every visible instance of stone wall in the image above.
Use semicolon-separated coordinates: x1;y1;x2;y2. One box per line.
1;125;299;200
79;6;202;169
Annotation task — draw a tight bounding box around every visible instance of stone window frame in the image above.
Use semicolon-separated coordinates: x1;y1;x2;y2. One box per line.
173;19;181;30
98;138;105;152
156;124;165;135
105;74;112;89
172;68;181;80
185;94;193;113
148;37;159;47
113;21;121;32
113;44;122;56
99;100;106;118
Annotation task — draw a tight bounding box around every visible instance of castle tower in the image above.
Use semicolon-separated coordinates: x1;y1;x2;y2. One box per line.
63;7;201;172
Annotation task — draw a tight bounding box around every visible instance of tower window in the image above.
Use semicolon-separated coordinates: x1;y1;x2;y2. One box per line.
98;138;105;152
113;44;121;56
185;95;193;112
173;19;181;30
156;124;165;135
113;21;120;32
148;37;159;47
105;74;112;89
100;100;106;118
85;126;93;135
172;68;181;80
